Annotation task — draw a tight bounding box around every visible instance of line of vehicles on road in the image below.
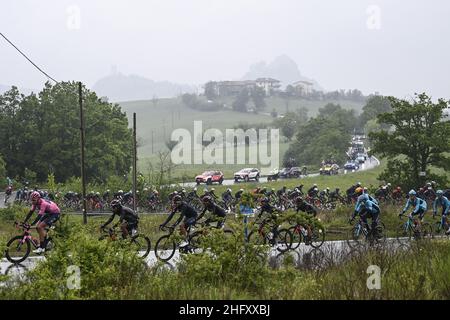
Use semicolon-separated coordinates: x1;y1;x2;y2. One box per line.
194;166;309;186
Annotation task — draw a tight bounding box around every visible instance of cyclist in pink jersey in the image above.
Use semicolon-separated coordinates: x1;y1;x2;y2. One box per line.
23;191;61;254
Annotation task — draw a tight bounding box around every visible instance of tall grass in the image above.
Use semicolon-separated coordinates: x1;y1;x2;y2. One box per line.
1;216;450;300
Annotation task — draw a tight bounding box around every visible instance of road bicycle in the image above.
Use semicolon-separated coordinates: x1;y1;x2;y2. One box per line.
246;217;293;253
5;222;56;264
99;225;151;258
154;225;199;262
288;222;326;250
396;214;433;245
346;216;386;248
433;214;450;237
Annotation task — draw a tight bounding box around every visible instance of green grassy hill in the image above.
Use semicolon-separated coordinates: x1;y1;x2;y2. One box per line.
119;96;366;178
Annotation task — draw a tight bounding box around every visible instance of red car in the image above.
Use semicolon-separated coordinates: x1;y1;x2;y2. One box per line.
195;171;224;185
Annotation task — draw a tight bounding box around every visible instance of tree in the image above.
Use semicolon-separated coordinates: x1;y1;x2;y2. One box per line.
232;88;250;112
284;104;354;166
360;95;392;128
273;112;304;141
251;87;266;110
0;82;133;183
369;93;450;189
204;81;217;100
0;154;6;184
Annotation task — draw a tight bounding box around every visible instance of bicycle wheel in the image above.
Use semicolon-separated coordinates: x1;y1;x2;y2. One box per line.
5;236;31;264
346;224;363;248
247;230;267;246
288;226;302;250
154;235;176;262
310;226;325;249
131;234;151;258
396;224;412;245
433;221;445;236
419;223;433;240
367;223;386;245
187;231;205;254
275;228;293;252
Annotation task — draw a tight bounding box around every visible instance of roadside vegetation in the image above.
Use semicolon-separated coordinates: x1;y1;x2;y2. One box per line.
1;213;449;299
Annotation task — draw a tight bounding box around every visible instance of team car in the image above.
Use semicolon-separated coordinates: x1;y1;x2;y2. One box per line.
319;163;340;175
195;171;224;185
234;168;260;182
344;160;359;171
279;167;302;179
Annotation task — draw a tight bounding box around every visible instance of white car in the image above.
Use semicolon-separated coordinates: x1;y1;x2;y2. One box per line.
234;168;260;182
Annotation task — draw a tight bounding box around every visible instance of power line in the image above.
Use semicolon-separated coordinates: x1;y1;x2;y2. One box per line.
0;32;58;83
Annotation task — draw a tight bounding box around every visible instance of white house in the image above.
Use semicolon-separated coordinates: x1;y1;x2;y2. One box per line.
255;78;281;96
291;80;314;96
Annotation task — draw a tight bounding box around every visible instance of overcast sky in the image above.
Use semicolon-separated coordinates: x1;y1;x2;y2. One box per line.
1;0;449;98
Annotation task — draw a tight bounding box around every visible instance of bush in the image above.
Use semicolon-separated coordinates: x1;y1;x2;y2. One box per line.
0;205;28;223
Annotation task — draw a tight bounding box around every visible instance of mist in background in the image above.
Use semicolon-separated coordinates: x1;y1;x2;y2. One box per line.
1;0;449;100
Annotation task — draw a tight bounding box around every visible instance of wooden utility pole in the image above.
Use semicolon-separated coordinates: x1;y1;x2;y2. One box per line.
79;82;87;224
133;113;137;212
151;130;154;154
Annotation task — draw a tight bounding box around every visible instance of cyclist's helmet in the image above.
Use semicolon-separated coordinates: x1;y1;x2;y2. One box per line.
118;190;123;194
110;199;122;210
172;195;182;204
355;187;363;195
143;187;148;192
202;196;212;203
396;186;401;191
356;182;361;187
31;191;40;201
408;189;417;196
436;190;444;197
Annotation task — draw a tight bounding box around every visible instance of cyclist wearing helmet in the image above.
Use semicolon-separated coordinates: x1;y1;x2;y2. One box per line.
399;190;427;222
392;186;403;203
197;196;227;228
294;196;318;217
433;190;450;234
346;183;361;203
102;189;111;203
329;188;343;203
159;195;198;241
23;191;61;254
208;188;219;200
221;188;233;203
257;197;281;241
234;188;244;201
350;192;381;234
307;184;318;197
101;200;139;238
221;188;234;210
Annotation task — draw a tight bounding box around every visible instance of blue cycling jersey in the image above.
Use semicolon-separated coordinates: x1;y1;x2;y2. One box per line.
355;194;380;216
433;196;450;215
402;197;427;214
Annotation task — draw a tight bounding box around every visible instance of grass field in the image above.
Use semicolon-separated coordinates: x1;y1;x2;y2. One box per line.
119;96;365;179
119;96;365;157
